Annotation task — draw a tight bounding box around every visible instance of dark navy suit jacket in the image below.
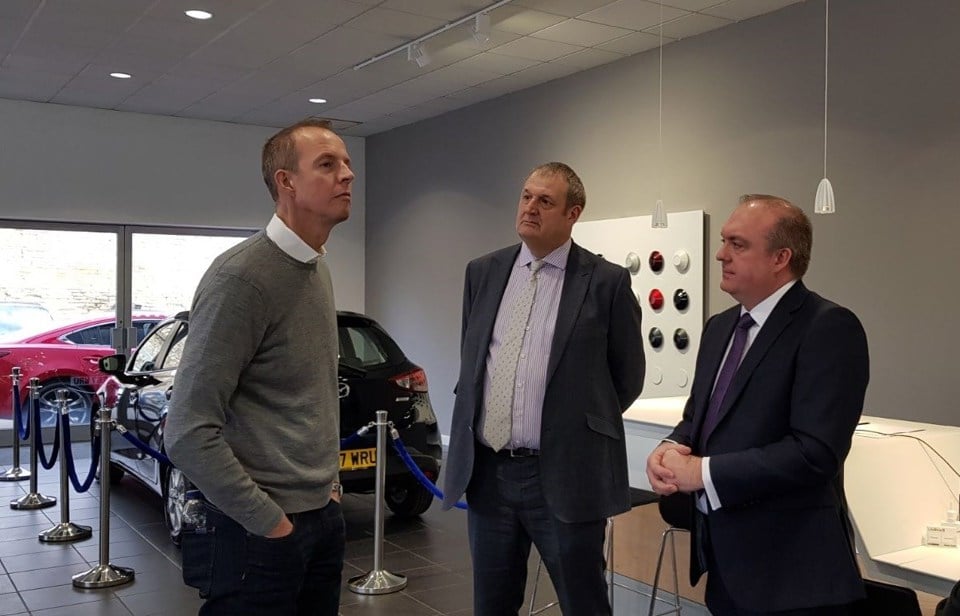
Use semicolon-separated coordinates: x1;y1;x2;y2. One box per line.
668;281;869;612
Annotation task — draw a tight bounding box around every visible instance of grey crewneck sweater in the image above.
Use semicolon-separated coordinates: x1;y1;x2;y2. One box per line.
165;231;340;536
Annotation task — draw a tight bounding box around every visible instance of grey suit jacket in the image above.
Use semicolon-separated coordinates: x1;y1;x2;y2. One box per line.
442;242;644;522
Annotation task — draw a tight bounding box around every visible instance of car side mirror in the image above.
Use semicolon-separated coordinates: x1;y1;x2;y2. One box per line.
99;354;127;375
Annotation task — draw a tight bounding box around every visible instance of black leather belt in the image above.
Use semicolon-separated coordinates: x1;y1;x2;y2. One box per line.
498;447;539;458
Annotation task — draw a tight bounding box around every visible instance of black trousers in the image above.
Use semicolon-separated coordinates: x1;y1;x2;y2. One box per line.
466;445;609;616
182;500;345;616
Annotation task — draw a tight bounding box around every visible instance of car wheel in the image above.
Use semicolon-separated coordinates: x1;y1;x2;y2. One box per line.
36;379;93;429
384;476;434;517
163;466;190;546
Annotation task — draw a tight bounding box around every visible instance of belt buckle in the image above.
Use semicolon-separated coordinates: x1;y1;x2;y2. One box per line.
509;447;534;458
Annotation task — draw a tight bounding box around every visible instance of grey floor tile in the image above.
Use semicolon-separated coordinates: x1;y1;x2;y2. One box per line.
32;597;134;616
119;587;203;616
10;564;88;591
0;537;75;558
0;592;26;615
76;539;158;562
346;549;434;574
340;591;442;615
406;579;474;614
17;583;107;612
0;576;13;594
2;547;87;573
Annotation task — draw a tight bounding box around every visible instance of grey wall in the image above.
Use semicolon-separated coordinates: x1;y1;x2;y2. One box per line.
0;98;366;311
366;0;960;431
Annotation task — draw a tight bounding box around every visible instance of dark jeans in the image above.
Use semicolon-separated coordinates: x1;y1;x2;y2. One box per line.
182;500;345;616
466;445;609;616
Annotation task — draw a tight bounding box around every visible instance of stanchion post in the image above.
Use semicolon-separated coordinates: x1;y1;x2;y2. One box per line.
72;391;134;588
39;389;93;543
1;367;30;482
10;378;56;510
348;409;407;595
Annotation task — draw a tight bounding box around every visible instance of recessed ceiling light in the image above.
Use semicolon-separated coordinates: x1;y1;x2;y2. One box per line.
185;9;213;20
110;72;132;79
308;98;327;104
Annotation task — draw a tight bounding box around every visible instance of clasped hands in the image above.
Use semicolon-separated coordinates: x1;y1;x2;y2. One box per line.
645;442;704;495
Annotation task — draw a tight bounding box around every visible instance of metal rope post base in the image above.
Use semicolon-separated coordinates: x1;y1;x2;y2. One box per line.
1;368;30;482
73;398;134;589
348;410;407;595
40;389;93;543
10;378;56;510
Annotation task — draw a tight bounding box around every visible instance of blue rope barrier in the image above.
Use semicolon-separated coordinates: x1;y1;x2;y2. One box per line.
115;426;173;467
12;383;28;440
60;410;100;493
340;424;371;449
390;431;467;510
34;394;60;470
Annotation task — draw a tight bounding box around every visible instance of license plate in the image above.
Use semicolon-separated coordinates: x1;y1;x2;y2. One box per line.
339;447;376;471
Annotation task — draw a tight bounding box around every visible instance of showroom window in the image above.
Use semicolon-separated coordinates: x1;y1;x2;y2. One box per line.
0;221;250;432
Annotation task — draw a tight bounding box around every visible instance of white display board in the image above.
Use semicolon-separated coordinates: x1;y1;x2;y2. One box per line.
573;211;705;398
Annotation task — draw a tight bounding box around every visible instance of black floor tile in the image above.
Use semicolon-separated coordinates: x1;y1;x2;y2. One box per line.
32;598;134;616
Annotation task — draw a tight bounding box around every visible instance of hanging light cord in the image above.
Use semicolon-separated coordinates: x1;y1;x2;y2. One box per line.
658;1;664;200
822;0;829;178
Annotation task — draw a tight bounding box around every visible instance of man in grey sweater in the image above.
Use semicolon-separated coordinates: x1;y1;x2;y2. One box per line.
165;118;354;616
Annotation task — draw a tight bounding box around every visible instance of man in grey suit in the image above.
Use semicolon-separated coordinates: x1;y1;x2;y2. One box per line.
442;162;645;615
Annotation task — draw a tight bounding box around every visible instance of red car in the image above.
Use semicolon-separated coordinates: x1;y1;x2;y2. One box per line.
0;314;164;428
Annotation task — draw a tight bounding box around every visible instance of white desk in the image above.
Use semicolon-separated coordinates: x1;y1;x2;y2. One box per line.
846;417;960;596
623;402;960;597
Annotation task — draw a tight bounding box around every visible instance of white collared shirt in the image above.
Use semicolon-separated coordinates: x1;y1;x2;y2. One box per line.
266;214;325;263
701;279;798;511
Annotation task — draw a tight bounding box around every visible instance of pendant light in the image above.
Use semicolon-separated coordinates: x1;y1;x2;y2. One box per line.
651;0;668;228
814;0;835;214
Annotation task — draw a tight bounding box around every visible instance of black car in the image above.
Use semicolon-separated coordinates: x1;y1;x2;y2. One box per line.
96;310;443;544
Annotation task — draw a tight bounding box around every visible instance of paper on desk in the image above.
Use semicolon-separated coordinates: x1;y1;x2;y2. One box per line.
855;421;925;437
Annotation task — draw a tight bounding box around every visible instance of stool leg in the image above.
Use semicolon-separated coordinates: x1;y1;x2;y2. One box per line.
669;530;681;615
607;517;615;613
648;528;670;616
528;556;559;615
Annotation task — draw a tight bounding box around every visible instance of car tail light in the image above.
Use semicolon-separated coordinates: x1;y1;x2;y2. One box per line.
389;368;428;393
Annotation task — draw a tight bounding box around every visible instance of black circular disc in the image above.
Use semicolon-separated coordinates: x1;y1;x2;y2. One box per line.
673;288;689;311
648;327;663;348
649;250;664;273
673;328;689;350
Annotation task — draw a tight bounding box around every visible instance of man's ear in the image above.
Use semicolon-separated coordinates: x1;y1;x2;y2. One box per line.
773;247;793;272
567;204;583;223
275;169;294;194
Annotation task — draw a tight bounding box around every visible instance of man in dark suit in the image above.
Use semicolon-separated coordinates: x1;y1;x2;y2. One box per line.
647;195;869;615
442;162;645;615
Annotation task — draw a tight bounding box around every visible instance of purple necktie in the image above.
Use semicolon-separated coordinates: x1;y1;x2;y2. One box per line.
699;312;755;448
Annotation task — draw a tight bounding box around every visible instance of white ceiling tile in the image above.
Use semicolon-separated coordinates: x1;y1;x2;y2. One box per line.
580;0;688;30
490;6;567;35
325;96;401;122
284;27;399;75
0;68;71;101
552;47;625;70
596;31;664;55
510;61;583;86
3;53;91;75
454;52;541;75
532;19;633;47
661;0;728;10
345;8;446;39
489;37;584;62
701;0;802;21
380;0;492;21
513;0;621;18
643;13;732;39
0;1;42;20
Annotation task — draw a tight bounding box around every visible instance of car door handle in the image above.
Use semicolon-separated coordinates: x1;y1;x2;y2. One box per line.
165;387;173;401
